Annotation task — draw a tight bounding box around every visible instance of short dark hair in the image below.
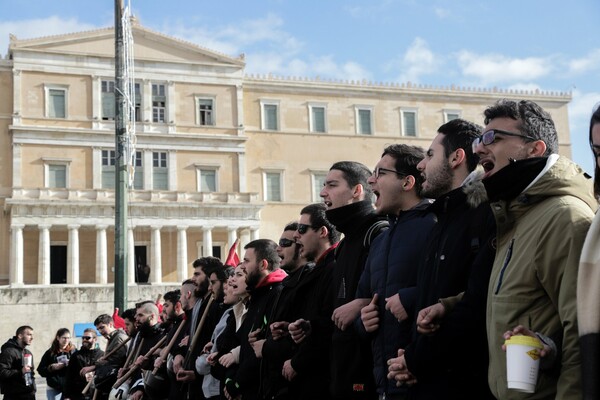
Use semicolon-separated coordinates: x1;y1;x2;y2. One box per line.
590;104;600;199
329;161;374;201
483;99;557;156
163;290;181;305
193;256;224;279
300;203;340;245
134;300;155;309
382;144;426;197
437;118;483;172
284;221;298;232
244;239;280;271
83;328;97;337
121;308;136;323
94;314;113;326
16;326;33;336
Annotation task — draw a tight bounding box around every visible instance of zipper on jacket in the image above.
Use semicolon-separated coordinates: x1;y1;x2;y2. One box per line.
494;238;514;294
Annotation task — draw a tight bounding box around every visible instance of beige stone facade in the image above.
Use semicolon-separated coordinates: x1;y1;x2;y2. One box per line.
0;22;572;288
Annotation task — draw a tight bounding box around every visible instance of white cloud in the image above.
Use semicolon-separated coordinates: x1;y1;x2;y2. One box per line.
433;7;451;19
0;16;98;57
456;51;553;85
386;37;439;83
568;48;600;75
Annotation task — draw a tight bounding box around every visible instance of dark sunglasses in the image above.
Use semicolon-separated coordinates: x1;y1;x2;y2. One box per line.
278;238;295;248
472;129;537;152
81;336;94;340
297;223;318;235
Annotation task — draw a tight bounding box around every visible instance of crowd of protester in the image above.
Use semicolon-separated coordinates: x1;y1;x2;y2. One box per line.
0;99;599;400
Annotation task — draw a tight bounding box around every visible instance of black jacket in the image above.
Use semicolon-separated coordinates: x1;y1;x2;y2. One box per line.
224;269;286;400
404;181;496;400
37;348;75;392
327;200;388;400
0;337;36;399
63;346;104;400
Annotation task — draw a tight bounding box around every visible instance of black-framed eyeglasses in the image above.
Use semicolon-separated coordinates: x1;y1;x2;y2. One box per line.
297;223;319;235
278;238;295;248
472;129;537;152
81;336;93;340
372;167;404;180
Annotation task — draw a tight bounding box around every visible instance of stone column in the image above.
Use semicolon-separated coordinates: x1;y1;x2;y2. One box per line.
239;228;251;253
202;227;213;256
227;228;238;251
177;226;188;282
96;225;108;284
10;224;25;286
128;228;136;283
67;224;80;284
250;227;260;241
151;226;162;283
38;224;51;285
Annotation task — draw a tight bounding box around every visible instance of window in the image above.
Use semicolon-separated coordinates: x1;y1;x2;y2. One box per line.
153;152;168;190
46;86;68;119
101;80;115;120
48;165;67;188
101;150;142;189
152;83;166;123
355;106;373;135
132;151;143;190
261;101;279;131
311;172;327;202
198;169;217;192
264;171;282;202
401;109;418;137
101;150;116;189
133;82;142;122
309;104;327;133
196;98;215;126
444;110;461;123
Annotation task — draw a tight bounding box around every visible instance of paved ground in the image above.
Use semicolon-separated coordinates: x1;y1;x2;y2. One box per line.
34;376;47;400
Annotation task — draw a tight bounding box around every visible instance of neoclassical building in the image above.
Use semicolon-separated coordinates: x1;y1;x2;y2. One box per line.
0;21;573;287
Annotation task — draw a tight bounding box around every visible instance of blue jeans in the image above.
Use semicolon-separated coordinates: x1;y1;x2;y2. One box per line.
46;387;62;400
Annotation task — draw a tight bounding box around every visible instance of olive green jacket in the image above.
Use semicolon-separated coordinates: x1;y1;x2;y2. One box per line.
486;155;596;400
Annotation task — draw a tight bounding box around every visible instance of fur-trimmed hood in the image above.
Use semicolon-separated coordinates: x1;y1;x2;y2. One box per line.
462;166;488;209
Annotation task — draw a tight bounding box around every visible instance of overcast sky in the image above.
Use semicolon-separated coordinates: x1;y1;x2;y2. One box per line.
1;0;599;173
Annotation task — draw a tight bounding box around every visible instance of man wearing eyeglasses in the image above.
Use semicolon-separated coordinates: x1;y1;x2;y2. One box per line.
320;161;388;400
351;145;435;400
473;99;595;400
387;118;496;400
63;329;104;400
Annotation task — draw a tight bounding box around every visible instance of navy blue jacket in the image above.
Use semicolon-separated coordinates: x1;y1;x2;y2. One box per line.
356;200;435;396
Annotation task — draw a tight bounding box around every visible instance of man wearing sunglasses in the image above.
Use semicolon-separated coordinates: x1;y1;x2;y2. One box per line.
473;99;595;400
323;161;389;400
388;118;496;400
63;329;103;400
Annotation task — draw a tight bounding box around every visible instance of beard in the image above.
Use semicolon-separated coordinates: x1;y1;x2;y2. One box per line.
245;268;263;292
194;279;209;299
421;161;453;199
281;246;301;272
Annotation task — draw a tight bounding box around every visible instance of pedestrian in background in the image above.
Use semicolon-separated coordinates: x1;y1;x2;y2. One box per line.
37;328;75;400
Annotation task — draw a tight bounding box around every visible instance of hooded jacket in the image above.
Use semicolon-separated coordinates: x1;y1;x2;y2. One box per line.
485;155;596;400
403;169;496;400
0;337;36;399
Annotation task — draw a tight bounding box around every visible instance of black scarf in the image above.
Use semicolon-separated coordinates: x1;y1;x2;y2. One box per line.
483;157;547;202
325;200;374;234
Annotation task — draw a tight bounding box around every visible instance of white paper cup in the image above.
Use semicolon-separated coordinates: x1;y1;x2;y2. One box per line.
505;335;543;393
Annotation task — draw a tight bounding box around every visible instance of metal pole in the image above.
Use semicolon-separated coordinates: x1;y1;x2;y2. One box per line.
114;0;128;311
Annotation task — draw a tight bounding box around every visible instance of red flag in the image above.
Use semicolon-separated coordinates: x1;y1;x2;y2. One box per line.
224;238;240;267
112;307;126;330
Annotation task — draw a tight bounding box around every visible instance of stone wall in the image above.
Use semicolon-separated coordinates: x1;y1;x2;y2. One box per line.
0;284;179;365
